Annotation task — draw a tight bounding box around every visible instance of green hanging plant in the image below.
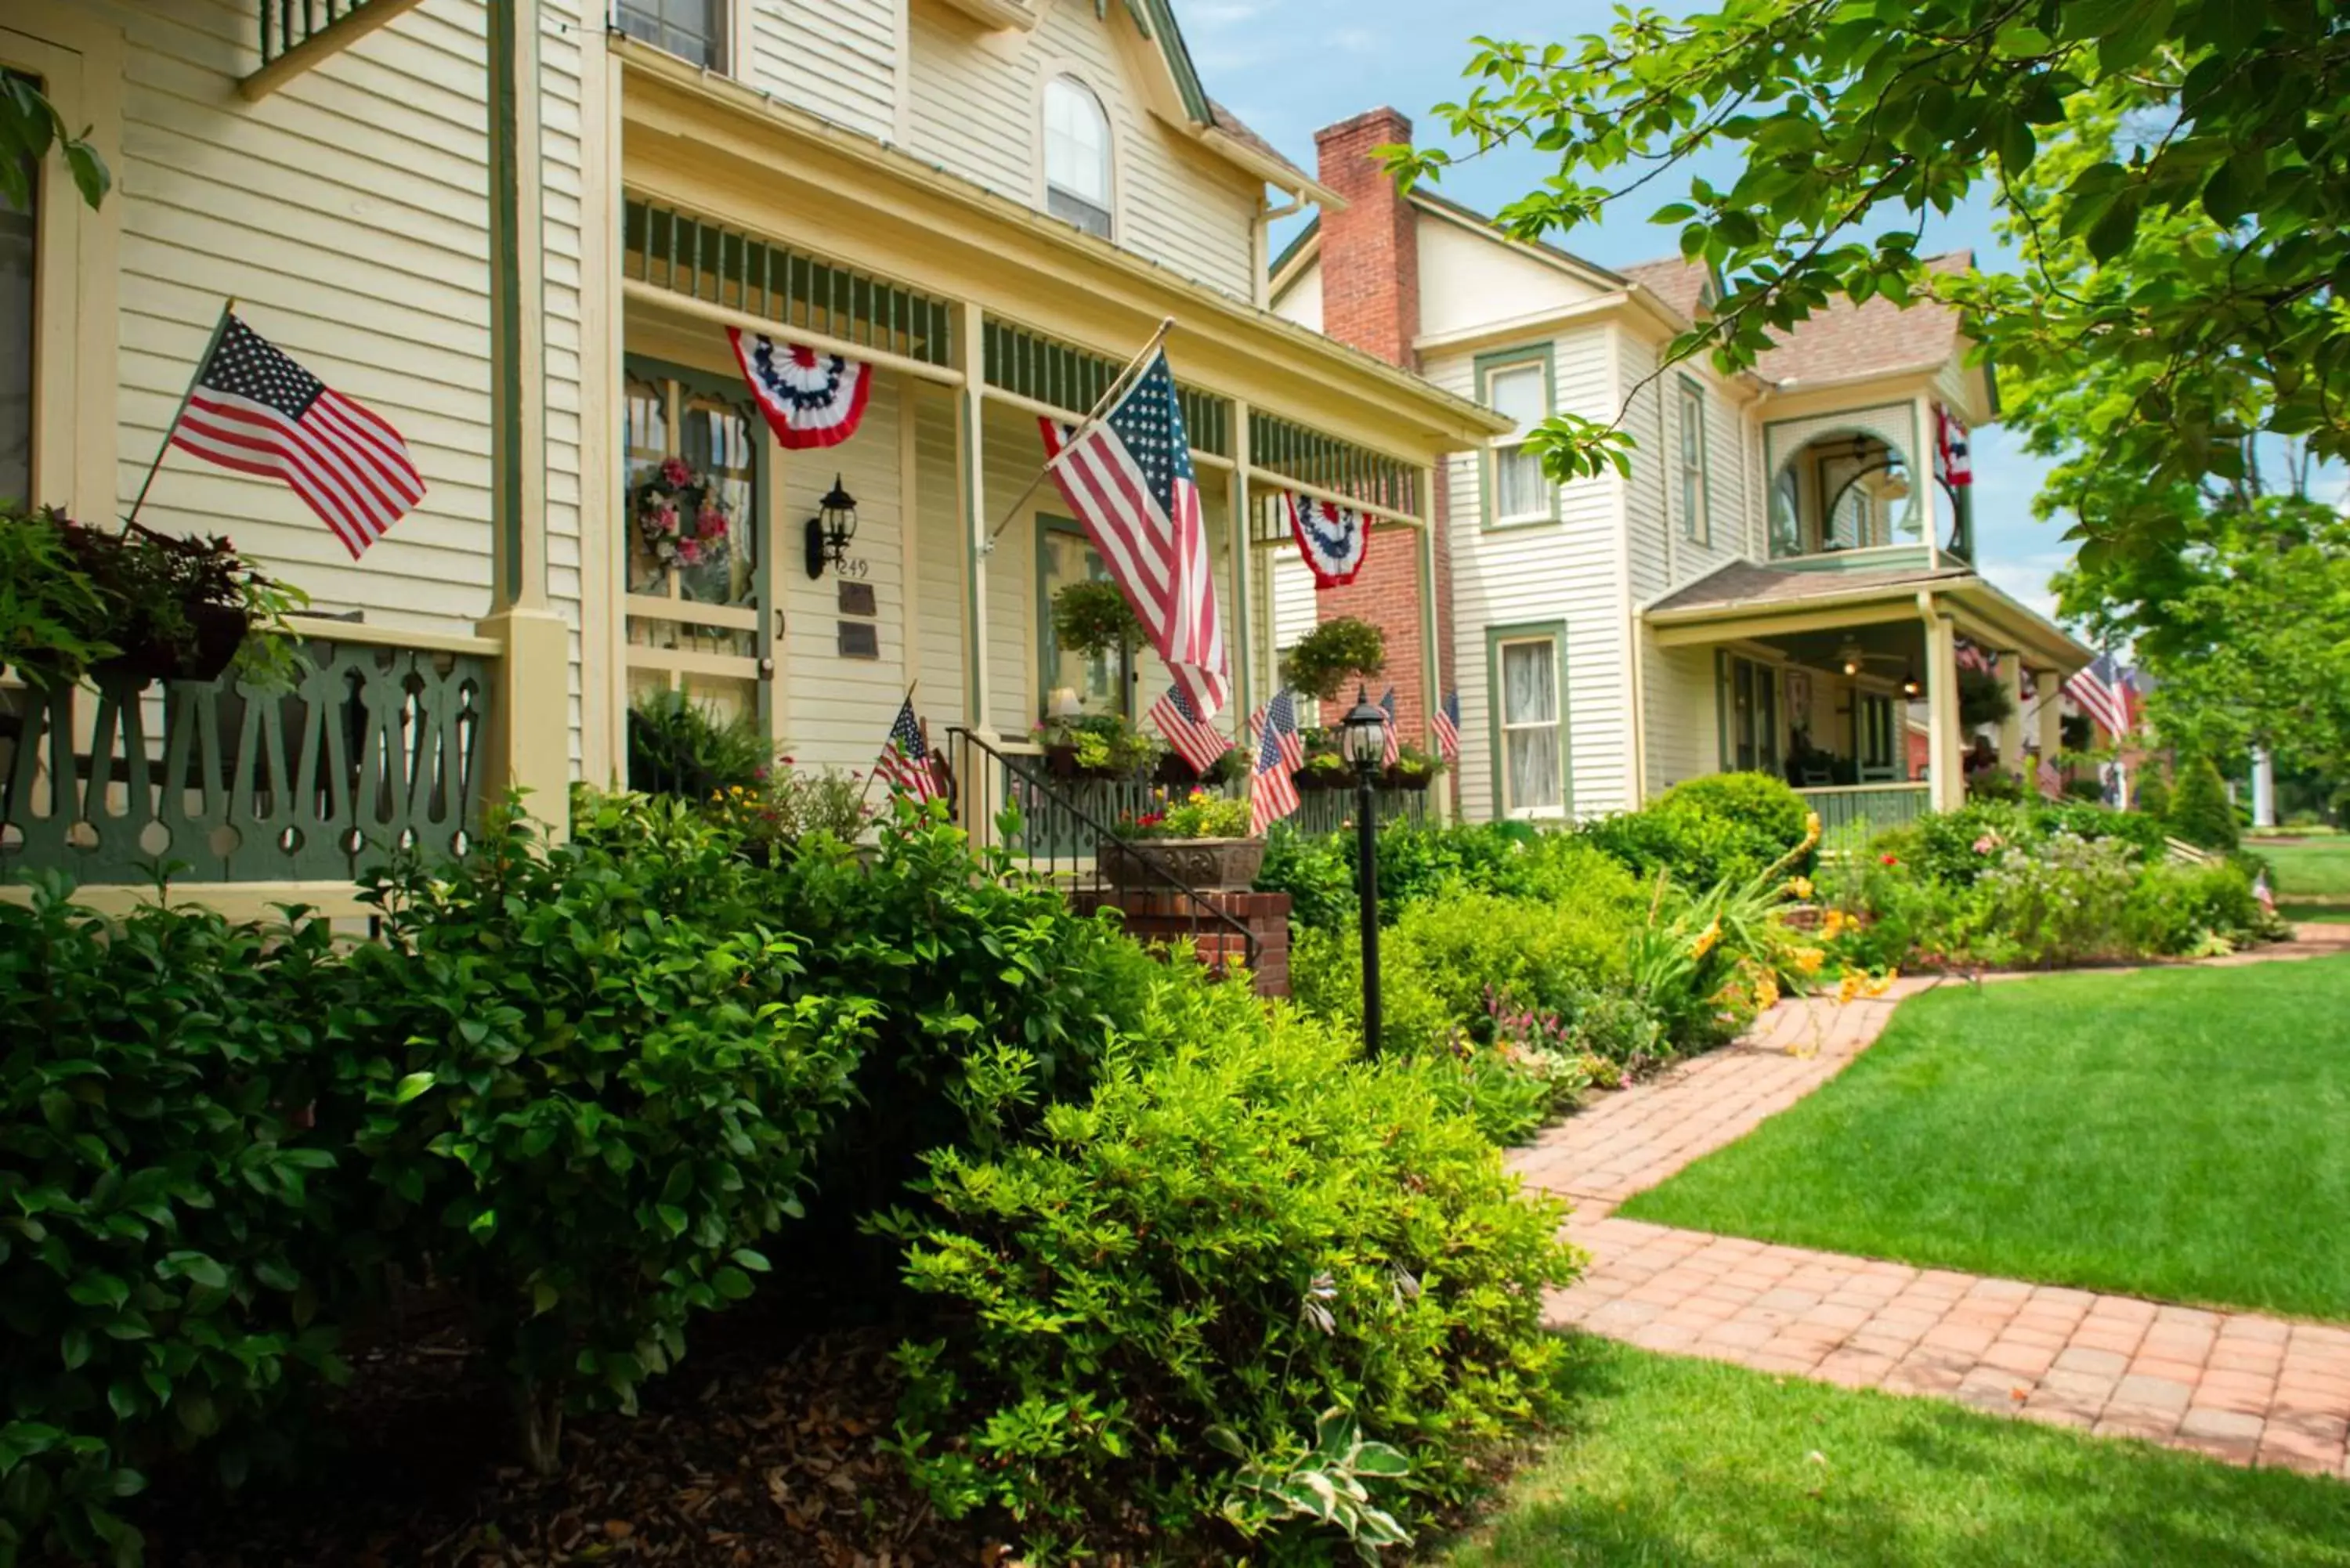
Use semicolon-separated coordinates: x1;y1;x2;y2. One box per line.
1279;617;1388;703
1050;580;1146;663
1956;665;2014;729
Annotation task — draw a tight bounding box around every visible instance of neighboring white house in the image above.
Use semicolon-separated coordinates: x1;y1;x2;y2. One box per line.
1272;107;2092;838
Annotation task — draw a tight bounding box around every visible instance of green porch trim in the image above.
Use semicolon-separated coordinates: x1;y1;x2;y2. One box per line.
488;0;525;604
1473;342;1557;531
1772;543;1937;575
1483;618;1571;820
1245;407;1419;515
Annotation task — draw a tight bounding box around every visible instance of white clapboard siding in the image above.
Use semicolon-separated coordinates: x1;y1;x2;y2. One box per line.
912;391;970;735
745;0;899;144
903;0;1257;298
1437;322;1632;823
1642;639;1717;793
778;390;912;775
105;0;588;766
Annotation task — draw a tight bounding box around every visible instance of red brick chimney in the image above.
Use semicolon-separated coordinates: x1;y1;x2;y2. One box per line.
1306;107;1446;757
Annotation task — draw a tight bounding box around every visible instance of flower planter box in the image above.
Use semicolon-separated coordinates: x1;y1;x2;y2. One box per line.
92;602;250;687
1097;835;1265;892
1294;768;1350;792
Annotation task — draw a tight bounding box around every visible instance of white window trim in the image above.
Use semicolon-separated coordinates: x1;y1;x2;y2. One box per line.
1480;358;1553;528
1036;68;1116;241
2;7;121;520
1676;378;1710;546
1498;634;1565;818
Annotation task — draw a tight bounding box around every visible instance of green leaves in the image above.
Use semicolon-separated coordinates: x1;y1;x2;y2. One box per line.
0;74;111;214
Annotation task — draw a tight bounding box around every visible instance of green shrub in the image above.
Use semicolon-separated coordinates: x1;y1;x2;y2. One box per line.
1253;823;1356;932
0;884;350;1565
2133;773;2174;818
626;689;773;800
1581;772;1813;890
2124;861;2279;954
1654;772;1812;858
346;798;877;1472
1952;833;2142;968
2171;756;2242;851
876;992;1580;1562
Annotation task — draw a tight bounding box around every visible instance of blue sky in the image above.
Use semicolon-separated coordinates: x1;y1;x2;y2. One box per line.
1177;0;2073;619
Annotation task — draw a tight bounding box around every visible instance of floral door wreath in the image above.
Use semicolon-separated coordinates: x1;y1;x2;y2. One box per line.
634;456;735;571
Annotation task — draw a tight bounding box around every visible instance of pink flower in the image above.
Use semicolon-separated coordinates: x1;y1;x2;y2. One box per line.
678;538;703;565
698;508;728;539
654;504;679;536
1972;833;1999;854
660;457;692;487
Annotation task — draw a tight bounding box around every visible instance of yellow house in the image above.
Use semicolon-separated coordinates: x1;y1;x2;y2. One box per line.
2;0;1503;910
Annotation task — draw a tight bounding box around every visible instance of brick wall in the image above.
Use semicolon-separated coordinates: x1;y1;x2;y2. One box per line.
1308;107;1449;761
1069;888;1294;997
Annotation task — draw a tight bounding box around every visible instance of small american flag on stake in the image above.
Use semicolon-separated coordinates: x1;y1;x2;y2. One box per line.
2037;754;2063;799
165;311;425;558
1149;682;1227;777
876;696;942;802
1434;689;1462;764
1379;688;1402;768
1252;689;1306;775
1249;701;1300;836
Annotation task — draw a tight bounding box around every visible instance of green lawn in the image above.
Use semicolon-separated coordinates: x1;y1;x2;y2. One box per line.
2263;837;2350;898
1437;1339;2350;1567
2283;903;2350;925
1618;957;2350;1319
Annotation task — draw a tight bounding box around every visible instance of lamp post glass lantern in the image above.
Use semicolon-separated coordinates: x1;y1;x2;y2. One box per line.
1342;686;1387;1054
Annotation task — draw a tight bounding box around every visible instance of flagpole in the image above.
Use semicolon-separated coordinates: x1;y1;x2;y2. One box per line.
986;315;1177;546
123;296;238;535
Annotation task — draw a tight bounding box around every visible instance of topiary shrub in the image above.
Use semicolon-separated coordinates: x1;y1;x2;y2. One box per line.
875;989;1581;1562
2169;755;2241;851
0;883;352;1566
345;797;877;1473
1654;771;1811;858
2132;772;2173;819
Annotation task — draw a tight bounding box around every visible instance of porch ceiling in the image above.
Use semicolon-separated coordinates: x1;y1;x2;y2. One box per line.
616;42;1509;461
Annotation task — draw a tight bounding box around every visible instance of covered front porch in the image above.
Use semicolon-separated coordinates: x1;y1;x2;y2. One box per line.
1644;560;2092;842
608;42;1503;845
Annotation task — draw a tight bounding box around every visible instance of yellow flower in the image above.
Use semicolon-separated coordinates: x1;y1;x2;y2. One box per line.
1690;917;1723;960
1795;948;1826;976
1864;970;1898;998
1752;970;1781;1011
1801;811;1823;849
1787;875;1814;901
1820;909;1849;939
1835;972;1864;1005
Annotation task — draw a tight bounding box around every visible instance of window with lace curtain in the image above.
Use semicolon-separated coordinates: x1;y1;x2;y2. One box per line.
1491;627;1567;818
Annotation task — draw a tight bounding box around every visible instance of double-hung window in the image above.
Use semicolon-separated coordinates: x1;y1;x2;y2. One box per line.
1676;380;1710;544
1496;632;1565;816
1043;76;1114;240
614;0;725;70
1480;352;1552;526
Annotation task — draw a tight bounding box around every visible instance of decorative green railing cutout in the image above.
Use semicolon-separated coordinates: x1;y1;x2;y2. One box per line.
2;638;491;886
624;198;957;368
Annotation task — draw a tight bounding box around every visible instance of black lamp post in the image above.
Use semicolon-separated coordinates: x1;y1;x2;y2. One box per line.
1341;685;1389;1056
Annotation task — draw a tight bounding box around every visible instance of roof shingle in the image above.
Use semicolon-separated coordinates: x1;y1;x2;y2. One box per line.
1623;252;1976;385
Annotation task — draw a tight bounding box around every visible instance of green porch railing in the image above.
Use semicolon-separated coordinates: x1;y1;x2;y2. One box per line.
982;319;1230;457
1;634;493;887
1289;784;1431;838
1799;782;1931;851
1246;409;1421;519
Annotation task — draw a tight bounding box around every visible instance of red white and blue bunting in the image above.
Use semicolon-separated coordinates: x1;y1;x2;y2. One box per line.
729;328;874;450
1284;491;1369;588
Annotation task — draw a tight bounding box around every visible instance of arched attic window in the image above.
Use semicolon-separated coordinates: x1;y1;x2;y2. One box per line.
1043;75;1114;239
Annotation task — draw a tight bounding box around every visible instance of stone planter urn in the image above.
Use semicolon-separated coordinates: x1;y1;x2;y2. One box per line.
1097;835;1266;891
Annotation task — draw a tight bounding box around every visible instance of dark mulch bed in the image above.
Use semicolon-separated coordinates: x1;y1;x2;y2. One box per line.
139;1324;995;1568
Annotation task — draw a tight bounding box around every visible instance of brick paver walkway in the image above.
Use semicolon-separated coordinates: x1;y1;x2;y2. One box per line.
1509;923;2350;1479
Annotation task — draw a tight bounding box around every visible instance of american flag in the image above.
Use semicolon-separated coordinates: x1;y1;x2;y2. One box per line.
1935;404;1972;487
1379;687;1401;768
1434;689;1462;763
876;696;942;801
1039;350;1227;721
1149;682;1227;776
2037;754;2063;799
1249;699;1300;836
1954;638;1995;676
1253;688;1306;774
2064;652;2133;738
167;313;425;558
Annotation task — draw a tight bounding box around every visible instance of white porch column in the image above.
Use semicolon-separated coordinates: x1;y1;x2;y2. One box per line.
2252;747;2277;828
956;299;991;738
1229;399;1255;727
2035;669;2064;788
1996;651;2025;772
1926;608;1965;811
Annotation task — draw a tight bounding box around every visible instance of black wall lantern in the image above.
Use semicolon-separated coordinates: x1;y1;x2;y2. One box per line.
803;475;859;578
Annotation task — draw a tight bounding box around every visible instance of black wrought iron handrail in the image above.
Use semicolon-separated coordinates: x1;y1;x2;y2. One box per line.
945;726;1258;975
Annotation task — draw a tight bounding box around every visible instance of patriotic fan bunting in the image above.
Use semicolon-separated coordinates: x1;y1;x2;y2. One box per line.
2063;652;2133;739
1934;404;1972;488
729;328;874;450
1285;492;1370;588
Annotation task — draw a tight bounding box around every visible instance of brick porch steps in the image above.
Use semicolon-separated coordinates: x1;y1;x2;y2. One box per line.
1506;923;2350;1479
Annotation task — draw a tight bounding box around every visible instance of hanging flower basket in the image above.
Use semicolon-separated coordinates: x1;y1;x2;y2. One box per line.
92;601;251;686
634;457;735;573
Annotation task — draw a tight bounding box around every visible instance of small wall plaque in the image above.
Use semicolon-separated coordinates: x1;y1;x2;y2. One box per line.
837;621;880;660
837;581;877;617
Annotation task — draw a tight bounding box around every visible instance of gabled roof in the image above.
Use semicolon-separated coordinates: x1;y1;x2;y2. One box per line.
1118;0;1325;201
1622;251;1976;385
